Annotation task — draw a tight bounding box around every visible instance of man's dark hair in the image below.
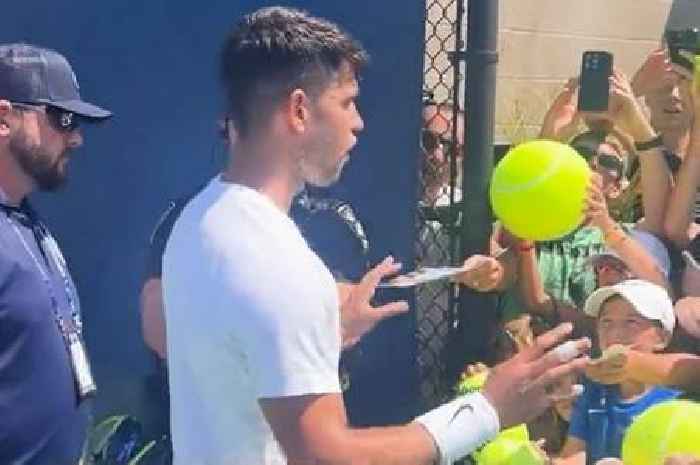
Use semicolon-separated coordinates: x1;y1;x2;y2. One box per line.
220;7;369;137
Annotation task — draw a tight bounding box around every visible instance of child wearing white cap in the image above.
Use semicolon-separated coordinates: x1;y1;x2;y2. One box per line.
555;279;680;465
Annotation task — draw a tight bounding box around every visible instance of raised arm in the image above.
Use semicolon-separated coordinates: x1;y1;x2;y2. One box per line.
540;78;581;142
608;70;672;236
262;322;590;465
585;173;670;291
665;79;700;247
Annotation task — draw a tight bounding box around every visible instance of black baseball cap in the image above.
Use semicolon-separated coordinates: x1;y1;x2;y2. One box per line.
0;43;111;120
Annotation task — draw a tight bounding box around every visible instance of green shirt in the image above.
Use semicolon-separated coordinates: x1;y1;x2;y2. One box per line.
501;226;608;322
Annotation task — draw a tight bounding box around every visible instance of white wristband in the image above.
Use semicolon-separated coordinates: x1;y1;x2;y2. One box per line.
414;392;500;465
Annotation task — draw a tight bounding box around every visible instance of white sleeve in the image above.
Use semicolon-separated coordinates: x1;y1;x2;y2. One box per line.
228;254;342;399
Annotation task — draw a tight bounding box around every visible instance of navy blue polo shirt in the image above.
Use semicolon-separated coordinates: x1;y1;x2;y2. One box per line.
0;205;88;465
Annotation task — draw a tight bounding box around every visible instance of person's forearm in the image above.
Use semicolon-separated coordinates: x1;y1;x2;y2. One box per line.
637;143;672;237
627;351;700;392
285;423;437;465
335;395;499;465
334;423;437;465
140;278;168;359
638;147;672;236
494;247;518;291
665;126;700;247
600;221;669;290
290;394;500;465
625;112;671;235
517;248;555;317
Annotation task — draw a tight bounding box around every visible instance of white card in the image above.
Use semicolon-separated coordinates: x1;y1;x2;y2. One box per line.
377;266;467;288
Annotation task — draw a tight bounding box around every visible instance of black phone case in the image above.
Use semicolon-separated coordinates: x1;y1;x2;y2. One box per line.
578;51;613;112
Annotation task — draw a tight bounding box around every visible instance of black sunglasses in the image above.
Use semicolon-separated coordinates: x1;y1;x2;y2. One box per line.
420;128;457;155
595;153;625;178
572;144;624;180
12;102;81;132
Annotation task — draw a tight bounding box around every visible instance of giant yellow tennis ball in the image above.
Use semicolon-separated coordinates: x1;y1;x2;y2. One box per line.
476;438;546;465
490;140;591;241
622;400;700;465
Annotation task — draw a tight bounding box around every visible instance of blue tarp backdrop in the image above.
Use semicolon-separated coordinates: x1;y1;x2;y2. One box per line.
3;1;426;430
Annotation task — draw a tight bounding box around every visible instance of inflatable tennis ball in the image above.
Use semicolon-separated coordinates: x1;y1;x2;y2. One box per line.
476;438;546;465
457;371;529;443
622;400;700;465
490;140;591;241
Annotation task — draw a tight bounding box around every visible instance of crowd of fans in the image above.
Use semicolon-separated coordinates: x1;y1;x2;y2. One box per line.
419;47;700;464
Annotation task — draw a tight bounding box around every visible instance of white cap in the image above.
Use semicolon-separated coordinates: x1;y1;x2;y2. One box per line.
583;279;676;334
590;229;671;279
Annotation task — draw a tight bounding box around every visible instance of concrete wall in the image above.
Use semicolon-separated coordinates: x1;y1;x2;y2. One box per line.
498;0;672;140
424;0;676;141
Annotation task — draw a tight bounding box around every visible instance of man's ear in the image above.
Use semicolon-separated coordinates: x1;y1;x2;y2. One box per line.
0;100;12;137
286;89;310;134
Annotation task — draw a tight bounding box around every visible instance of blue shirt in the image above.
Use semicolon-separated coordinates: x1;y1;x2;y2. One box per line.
568;378;680;463
0;204;88;465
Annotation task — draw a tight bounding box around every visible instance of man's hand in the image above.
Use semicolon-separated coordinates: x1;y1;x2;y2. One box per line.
338;256;409;348
585;344;630;385
482;322;591;429
631;48;674;97
453;254;505;292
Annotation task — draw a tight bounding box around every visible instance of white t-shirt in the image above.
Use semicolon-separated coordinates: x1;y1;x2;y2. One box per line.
162;177;341;465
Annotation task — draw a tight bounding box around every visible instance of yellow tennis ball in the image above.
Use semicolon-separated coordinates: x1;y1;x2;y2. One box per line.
490;140;591;241
476;438;545;465
456;371;489;395
622;400;700;465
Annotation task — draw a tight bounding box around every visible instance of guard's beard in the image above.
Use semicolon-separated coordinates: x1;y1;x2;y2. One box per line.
9;130;68;191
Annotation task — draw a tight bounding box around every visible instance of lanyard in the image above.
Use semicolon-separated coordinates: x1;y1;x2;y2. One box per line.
0;203;83;343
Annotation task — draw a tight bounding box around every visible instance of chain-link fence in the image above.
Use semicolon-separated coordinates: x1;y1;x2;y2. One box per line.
416;0;467;410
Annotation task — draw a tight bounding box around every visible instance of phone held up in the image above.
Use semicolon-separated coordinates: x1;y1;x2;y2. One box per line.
578;50;613;113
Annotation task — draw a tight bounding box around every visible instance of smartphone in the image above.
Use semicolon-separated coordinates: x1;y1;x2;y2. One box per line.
578;51;613;112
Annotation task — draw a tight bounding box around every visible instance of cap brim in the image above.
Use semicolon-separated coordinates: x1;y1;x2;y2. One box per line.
586;252;624;268
583;287;618;318
52;99;112;120
584;281;675;333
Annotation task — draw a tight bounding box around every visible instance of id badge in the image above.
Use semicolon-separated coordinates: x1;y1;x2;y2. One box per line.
68;332;97;400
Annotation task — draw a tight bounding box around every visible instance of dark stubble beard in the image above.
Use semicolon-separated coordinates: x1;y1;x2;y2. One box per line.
9;129;68;191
